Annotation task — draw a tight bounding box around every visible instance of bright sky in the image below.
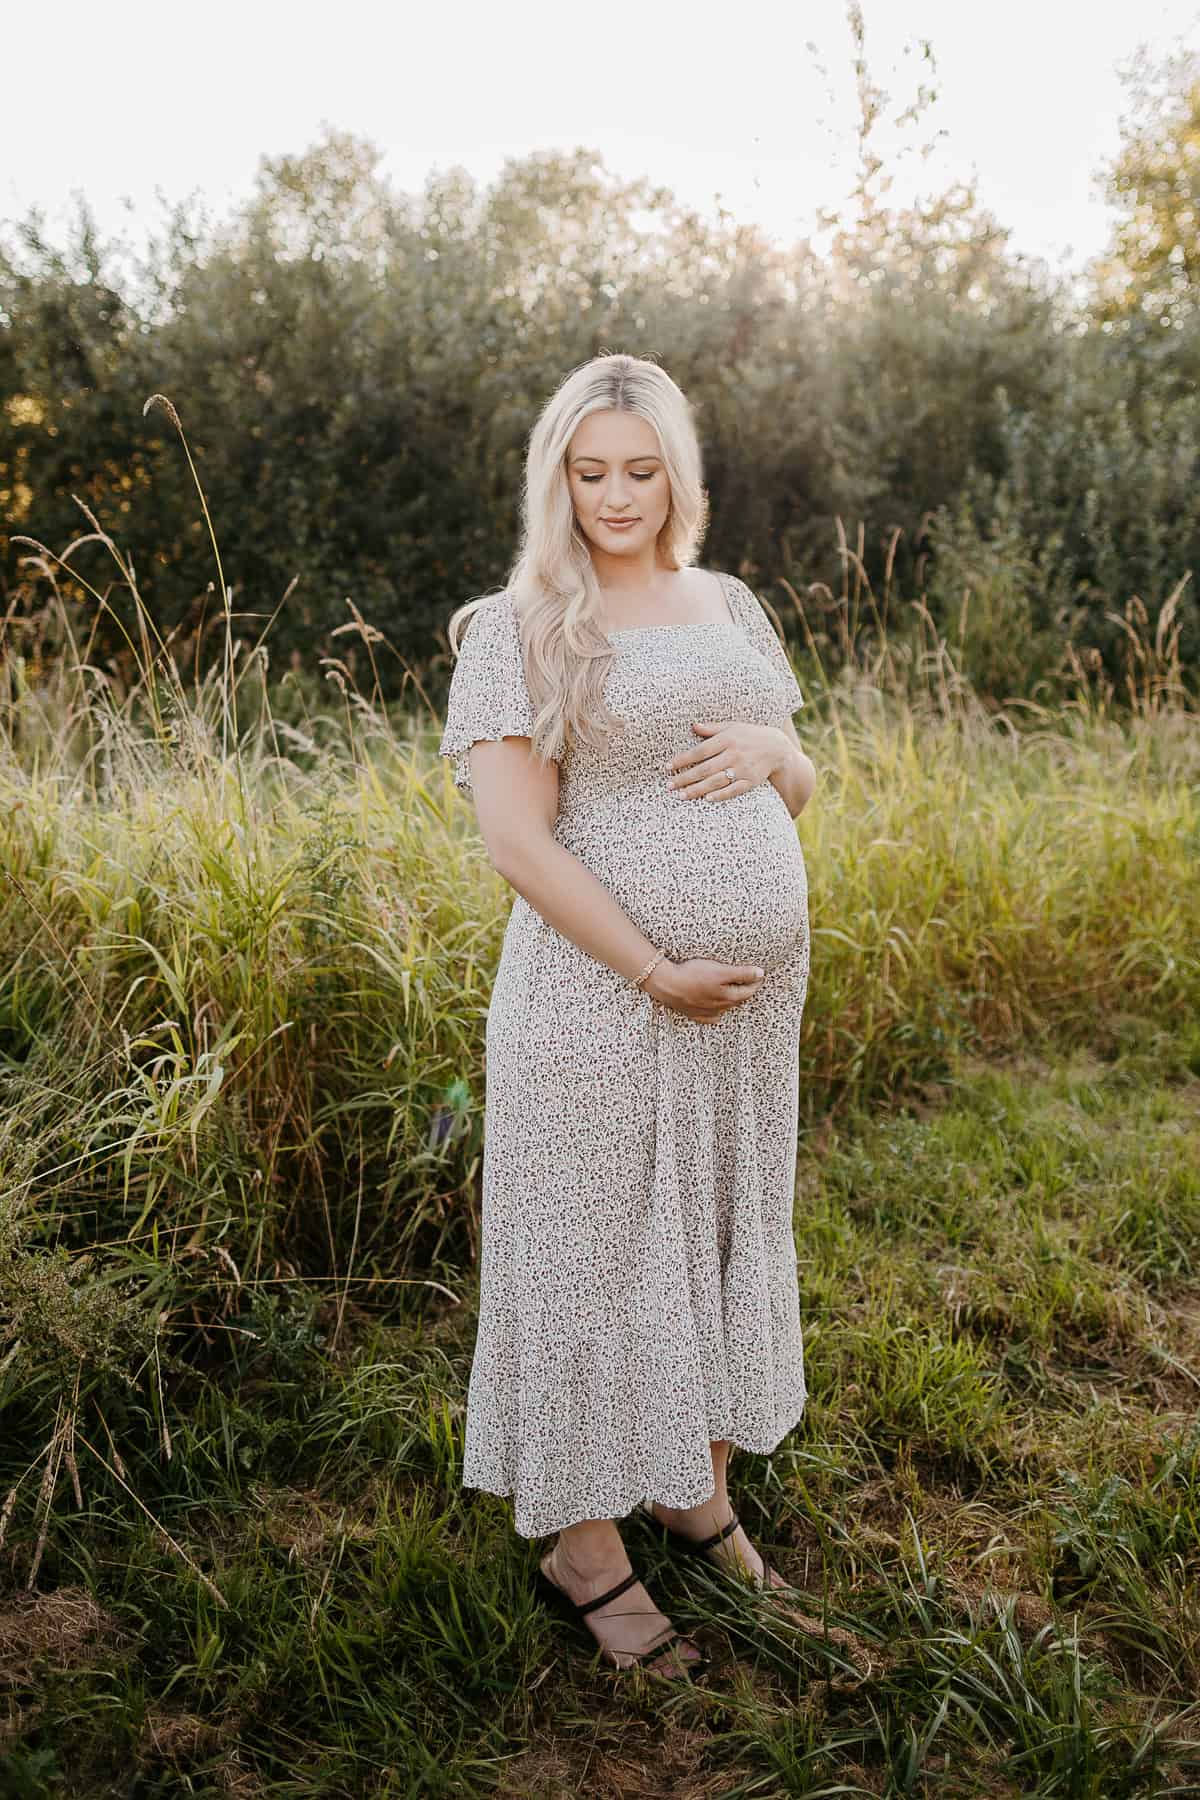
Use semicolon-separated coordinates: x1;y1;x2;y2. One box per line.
3;0;1198;275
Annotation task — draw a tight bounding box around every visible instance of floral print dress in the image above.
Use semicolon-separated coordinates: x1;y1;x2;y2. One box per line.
439;570;810;1538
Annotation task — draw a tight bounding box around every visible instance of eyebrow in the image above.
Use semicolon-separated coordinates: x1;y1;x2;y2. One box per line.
569;454;663;465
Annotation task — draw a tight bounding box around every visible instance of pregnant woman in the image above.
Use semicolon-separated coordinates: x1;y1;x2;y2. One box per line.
439;352;817;1682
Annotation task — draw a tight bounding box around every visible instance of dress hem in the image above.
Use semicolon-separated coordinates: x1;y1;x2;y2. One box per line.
463;1399;808;1540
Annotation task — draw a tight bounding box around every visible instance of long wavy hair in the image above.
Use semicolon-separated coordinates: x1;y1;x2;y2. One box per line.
445;351;710;768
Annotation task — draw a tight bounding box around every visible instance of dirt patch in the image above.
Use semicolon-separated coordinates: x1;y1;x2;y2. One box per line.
137;1704;262;1793
0;1584;125;1690
497;1716;730;1800
248;1480;382;1560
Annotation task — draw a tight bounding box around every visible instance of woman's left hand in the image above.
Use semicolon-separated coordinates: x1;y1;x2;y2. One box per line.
666;722;788;800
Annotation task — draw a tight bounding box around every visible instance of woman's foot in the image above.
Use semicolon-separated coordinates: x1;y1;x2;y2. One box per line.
649;1496;883;1676
541;1531;705;1677
648;1498;793;1592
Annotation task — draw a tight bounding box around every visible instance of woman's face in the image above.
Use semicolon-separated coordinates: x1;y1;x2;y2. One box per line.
566;409;671;565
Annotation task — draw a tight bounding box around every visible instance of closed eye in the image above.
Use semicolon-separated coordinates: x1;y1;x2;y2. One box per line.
579;472;656;483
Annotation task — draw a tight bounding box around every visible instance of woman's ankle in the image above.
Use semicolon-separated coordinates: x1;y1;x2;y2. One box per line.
655;1492;731;1526
552;1519;625;1580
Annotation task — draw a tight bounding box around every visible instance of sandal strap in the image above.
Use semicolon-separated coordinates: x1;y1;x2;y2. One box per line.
574;1569;641;1617
695;1512;741;1554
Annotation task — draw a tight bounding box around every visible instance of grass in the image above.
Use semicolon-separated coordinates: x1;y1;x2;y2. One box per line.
4;1049;1199;1795
1;397;1199;1794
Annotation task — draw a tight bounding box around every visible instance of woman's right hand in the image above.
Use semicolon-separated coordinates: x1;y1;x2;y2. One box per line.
644;956;765;1022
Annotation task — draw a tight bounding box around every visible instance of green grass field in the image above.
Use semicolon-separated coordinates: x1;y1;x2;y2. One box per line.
2;507;1199;1795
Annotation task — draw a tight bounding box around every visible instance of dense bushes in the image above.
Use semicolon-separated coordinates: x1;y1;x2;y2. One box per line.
3;65;1199;706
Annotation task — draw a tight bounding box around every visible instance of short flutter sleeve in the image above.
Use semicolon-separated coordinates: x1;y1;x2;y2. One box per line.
725;574;806;717
438;593;544;795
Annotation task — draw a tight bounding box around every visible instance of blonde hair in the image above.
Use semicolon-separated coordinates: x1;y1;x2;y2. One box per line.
445;351;709;768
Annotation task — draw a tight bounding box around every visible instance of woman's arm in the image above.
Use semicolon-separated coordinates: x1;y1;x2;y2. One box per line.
766;719;817;820
468;734;672;990
466;732;771;1022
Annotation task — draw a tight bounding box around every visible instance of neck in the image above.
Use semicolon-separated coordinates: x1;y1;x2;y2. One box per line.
591;547;669;592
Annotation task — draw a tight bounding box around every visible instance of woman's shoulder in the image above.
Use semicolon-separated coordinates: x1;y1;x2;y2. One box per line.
710;570;779;617
452;586;518;646
466;586;514;619
706;567;750;614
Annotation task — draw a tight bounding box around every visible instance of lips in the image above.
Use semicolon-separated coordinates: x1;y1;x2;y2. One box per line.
602;518;638;527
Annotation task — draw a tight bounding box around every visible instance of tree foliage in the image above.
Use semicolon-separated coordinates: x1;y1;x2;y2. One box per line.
1094;45;1200;329
1;38;1198;704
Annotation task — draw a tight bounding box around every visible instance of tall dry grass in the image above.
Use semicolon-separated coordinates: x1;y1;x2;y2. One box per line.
2;399;1199;1791
2;398;1197;1303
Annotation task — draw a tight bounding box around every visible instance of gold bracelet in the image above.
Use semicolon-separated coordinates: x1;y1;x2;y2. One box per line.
632;949;666;989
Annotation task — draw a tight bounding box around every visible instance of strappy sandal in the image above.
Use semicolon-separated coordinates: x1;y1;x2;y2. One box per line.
640;1501;794;1592
640;1504;881;1677
535;1560;709;1680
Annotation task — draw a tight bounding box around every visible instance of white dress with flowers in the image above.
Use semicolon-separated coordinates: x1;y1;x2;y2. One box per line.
439;570;810;1538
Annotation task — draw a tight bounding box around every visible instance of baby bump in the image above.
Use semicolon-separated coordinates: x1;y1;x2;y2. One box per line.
558;785;808;974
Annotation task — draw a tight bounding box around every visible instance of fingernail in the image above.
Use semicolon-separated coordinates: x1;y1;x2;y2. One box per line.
755;968;764;978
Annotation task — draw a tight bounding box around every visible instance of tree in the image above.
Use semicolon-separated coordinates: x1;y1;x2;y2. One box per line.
1093;45;1200;329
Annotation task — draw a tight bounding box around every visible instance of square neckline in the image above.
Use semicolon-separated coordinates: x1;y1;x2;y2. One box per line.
603;570;738;639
